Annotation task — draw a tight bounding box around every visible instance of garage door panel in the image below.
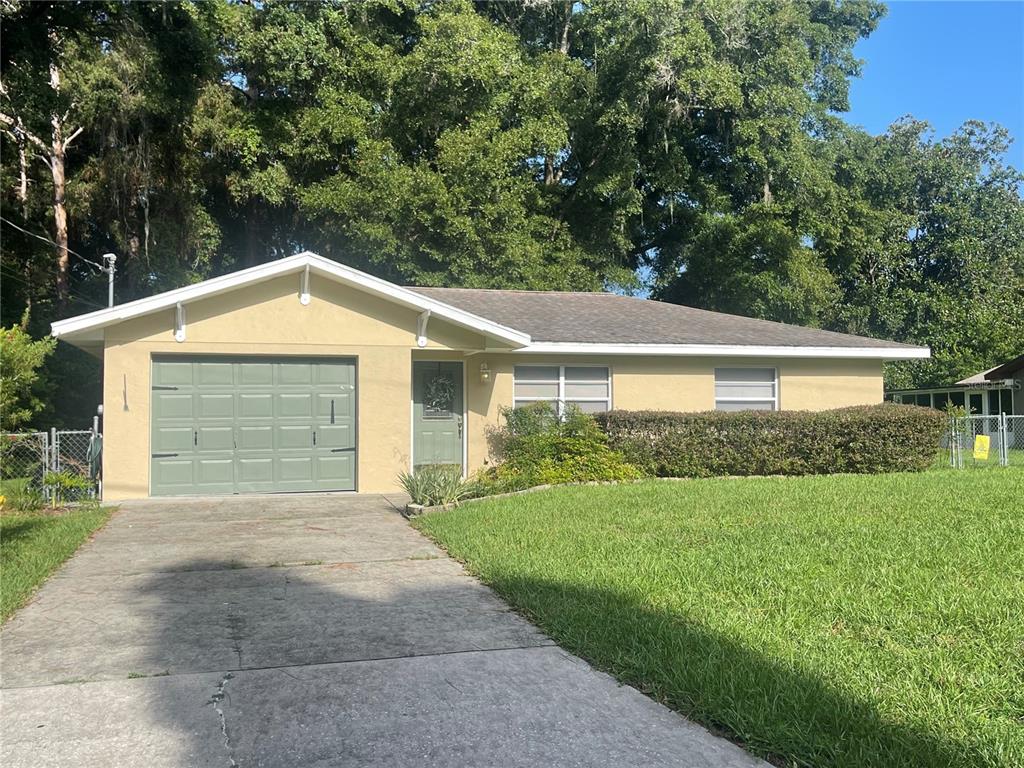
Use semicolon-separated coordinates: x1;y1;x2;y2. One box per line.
316;455;354;489
152;458;194;489
239;393;273;419
238;457;274;483
278;425;313;450
153;362;193;387
317;424;354;450
153;426;193;454
197;393;234;419
316;392;354;421
237;425;273;451
197;458;234;485
154;393;194;420
239;362;274;386
198;426;234;452
278;393;313;418
317;362;355;386
278;363;314;385
279;457;314;482
152;357;356;496
196;362;234;386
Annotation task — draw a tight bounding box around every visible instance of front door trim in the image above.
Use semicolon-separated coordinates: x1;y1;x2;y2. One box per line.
410;358;467;477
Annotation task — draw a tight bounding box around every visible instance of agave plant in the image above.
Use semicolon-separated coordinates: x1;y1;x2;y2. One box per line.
398;464;474;507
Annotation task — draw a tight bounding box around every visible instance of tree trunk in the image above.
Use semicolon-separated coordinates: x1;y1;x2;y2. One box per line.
50;117;70;312
558;2;573;55
16;133;28;215
44;53;83;315
2;34;83;314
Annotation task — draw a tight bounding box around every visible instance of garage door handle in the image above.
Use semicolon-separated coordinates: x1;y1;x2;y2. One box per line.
152;453;179;458
312;431;316;446
330;448;353;453
152;385;179;390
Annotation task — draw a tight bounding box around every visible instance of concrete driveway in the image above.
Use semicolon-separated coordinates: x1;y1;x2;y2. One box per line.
1;495;764;768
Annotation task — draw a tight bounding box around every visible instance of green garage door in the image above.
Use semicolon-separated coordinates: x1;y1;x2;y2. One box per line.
151;357;356;496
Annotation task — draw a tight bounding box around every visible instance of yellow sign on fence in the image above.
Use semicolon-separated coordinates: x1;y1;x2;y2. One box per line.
973;434;990;460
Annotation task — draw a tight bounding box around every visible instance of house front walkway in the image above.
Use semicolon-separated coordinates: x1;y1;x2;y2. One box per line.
0;494;765;768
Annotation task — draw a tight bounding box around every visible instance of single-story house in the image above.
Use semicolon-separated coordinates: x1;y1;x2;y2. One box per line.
51;251;929;499
887;355;1023;416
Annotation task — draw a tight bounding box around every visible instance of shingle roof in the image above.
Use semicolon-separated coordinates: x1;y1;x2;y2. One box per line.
408;287;920;350
983;354;1024;380
955;365;1002;386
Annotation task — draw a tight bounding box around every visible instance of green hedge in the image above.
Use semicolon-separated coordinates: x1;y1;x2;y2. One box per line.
593;404;946;478
477;402;641;494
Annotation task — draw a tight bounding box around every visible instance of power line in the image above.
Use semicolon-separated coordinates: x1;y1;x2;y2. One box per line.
0;215;105;272
0;265;111;312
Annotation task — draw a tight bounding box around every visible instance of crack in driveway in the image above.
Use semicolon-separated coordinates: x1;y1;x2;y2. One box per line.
206;672;237;768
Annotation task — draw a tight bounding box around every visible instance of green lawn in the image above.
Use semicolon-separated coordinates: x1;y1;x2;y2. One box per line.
414;470;1024;768
1;506;113;622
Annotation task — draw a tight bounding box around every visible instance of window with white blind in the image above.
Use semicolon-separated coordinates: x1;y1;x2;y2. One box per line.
513;365;611;414
714;367;777;411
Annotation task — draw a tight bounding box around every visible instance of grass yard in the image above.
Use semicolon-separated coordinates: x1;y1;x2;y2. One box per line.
1;506;113;622
414;470;1024;768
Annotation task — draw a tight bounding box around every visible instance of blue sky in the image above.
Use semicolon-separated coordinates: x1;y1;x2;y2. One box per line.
845;0;1024;169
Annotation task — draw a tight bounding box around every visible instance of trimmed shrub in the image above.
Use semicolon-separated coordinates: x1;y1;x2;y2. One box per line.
594;404;946;477
479;402;641;494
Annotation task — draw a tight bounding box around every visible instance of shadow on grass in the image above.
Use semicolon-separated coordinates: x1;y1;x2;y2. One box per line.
0;515;55;548
484;574;986;768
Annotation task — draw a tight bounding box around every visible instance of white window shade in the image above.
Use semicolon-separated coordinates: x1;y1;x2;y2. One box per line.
515;382;560;398
716;400;775;412
568;401;610;414
514;365;611;414
715;368;777;411
515;366;559;382
565;382;609;399
716;383;775;399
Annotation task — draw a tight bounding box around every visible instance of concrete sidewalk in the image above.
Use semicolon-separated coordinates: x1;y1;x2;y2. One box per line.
0;495;765;767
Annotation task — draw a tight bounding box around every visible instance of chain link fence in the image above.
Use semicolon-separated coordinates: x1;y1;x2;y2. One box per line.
0;428;102;505
948;414;1022;468
1006;415;1024;467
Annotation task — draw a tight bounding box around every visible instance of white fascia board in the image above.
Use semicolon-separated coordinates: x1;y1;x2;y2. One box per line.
303;255;530;345
503;342;931;361
50;251;531;347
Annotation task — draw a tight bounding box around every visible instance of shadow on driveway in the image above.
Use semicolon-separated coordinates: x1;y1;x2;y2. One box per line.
1;502;766;768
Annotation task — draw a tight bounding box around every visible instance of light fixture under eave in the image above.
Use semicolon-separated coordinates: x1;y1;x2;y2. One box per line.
479;361;490;383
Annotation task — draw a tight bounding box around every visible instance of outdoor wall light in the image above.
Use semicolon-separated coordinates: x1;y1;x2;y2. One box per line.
479;362;490;383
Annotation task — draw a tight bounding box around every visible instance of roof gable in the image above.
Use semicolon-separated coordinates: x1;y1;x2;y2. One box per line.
50;252;531;347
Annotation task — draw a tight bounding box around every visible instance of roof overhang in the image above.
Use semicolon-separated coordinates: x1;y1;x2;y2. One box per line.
50;251;532;348
501;342;931;360
984;354;1024;381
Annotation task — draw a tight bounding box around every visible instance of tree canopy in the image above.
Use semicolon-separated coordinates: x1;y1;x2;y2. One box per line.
2;0;1022;425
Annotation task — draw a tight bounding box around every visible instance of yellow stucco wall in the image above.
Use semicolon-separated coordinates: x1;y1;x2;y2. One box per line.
101;274;485;499
99;273;884;498
458;354;883;472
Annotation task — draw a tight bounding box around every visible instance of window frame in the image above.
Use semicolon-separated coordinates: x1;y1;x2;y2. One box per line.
713;366;779;411
513;364;613;415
